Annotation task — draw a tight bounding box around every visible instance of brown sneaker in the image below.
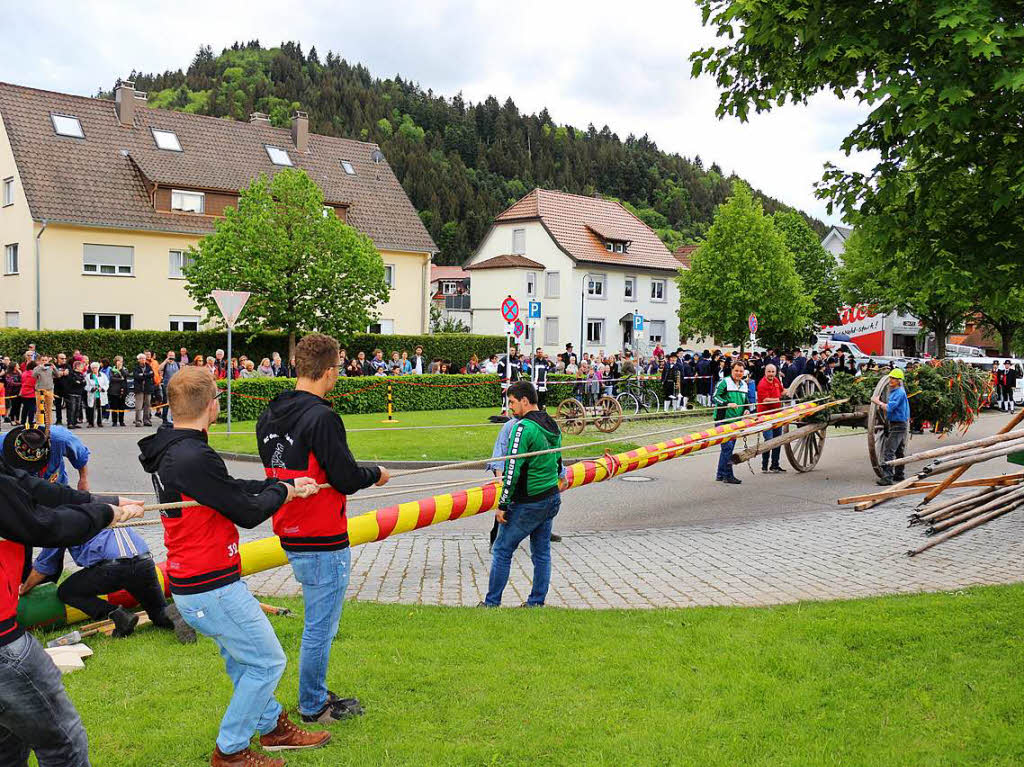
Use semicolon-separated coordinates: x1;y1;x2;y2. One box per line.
259;712;332;752
210;745;284;767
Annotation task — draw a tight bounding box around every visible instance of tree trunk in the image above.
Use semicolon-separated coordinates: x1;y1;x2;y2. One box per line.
288;331;296;361
998;322;1016;357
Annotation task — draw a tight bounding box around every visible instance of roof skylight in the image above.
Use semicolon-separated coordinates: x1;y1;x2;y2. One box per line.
341;160;355;175
152;129;182;152
51;114;84;138
265;145;293;166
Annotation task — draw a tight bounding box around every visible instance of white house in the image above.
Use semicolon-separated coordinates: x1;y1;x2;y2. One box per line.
821;224;852;258
465;189;682;357
429;265;471;330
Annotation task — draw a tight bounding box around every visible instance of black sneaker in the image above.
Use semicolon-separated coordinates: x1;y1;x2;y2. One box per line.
549;533;562;543
723;476;742;485
109;607;139;638
761;466;770;474
770;466;787;473
326;691;364;716
163;604;197;644
876;477;893;486
300;692;364;724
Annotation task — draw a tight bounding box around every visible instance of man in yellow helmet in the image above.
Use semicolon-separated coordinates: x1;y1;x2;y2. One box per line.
871;367;910;486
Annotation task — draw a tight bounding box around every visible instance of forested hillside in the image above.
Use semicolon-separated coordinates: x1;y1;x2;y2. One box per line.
105;41;826;264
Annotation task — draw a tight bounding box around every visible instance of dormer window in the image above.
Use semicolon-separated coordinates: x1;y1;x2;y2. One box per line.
265;145;293;166
152;129;182;152
51;114;84;138
171;190;205;213
605;240;627;253
341;160;355;175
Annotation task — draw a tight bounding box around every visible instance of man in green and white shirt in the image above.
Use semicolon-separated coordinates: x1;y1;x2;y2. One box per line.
713;359;749;485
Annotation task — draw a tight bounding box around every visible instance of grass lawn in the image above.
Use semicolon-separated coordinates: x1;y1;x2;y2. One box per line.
47;584;1024;766
209;407;709;461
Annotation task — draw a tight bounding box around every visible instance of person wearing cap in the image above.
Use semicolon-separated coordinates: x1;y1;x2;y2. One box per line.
0;432;143;765
871;368;910;486
998;360;1018;414
3;425;196;643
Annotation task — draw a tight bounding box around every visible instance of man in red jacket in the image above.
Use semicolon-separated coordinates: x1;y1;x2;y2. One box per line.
756;363;787;473
0;453;143;766
139;367;329;767
257;333;389;724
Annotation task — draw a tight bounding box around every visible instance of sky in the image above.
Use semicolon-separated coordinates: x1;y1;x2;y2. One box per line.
1;0;875;225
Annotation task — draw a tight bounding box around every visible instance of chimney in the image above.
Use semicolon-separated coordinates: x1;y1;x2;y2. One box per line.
114;79;137;127
291;111;308;153
249;112;270;124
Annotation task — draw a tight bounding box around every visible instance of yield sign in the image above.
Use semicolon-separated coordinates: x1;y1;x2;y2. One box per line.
501;296;519;322
212;290;252;329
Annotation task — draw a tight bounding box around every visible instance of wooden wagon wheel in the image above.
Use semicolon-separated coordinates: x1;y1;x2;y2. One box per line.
783;374;827;472
556;398;586;435
866;375;893;478
593;395;623;433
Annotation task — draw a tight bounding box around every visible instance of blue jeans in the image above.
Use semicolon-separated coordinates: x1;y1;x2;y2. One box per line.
761;426;782;469
486;493;561;606
0;632;90;767
174;580;286;754
286;548;352;716
716;421;736;479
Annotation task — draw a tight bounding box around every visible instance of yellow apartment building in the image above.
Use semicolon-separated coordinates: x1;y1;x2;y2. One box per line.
0;80;435;333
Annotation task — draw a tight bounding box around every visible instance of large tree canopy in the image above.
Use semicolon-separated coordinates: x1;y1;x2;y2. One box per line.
677;183;811;350
838;223;973;359
185;169;388;354
772;210;840;329
691;0;1024;282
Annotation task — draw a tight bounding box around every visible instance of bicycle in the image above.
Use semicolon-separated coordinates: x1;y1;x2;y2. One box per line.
615;375;660;416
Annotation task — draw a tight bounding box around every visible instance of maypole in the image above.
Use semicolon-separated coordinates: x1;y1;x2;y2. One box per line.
19;401;824;629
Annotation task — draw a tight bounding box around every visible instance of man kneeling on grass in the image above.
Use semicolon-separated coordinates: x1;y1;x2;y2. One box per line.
483;380;563;607
139;367;329;767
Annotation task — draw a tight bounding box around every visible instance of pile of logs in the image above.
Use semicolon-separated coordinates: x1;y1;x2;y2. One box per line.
838;411;1024;557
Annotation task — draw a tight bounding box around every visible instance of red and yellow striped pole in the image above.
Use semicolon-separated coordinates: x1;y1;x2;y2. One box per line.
20;401;820;628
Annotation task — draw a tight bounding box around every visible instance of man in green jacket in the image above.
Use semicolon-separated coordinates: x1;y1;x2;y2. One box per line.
483;381;563;607
713;359;750;485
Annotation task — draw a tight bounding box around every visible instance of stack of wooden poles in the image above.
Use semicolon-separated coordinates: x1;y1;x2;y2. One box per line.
838;411;1024;556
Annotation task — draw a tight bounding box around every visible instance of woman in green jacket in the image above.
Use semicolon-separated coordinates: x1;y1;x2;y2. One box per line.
713;359;749;484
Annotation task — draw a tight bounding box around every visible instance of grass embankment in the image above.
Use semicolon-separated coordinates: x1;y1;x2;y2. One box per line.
53;585;1024;766
210;407;709;461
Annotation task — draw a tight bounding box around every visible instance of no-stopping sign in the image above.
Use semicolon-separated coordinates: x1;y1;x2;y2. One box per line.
501;296;519;322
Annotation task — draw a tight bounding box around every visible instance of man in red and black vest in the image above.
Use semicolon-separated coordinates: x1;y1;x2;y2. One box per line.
139;367;330;767
0;441;143;765
257;333;389;724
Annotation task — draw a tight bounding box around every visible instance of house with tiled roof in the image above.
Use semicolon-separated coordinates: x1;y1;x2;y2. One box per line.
464;188;682;355
0;79;436;333
429;265;471;329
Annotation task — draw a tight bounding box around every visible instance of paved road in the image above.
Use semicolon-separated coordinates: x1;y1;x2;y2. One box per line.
33;410;1024;608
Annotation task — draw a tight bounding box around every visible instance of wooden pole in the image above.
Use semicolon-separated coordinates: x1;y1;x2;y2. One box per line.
908;497;1024;557
921;442;1024;476
926;485;1024;534
920;410;1024;505
854;474;924;511
886;429;1024;467
730;421;828;464
911;486;1001;524
837;474;1024;506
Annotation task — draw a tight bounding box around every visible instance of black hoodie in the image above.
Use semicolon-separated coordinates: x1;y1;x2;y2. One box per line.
0;457;114;645
138;428;290;594
256;390;380;552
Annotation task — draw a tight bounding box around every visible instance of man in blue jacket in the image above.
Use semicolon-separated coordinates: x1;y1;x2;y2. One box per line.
872;368;910;486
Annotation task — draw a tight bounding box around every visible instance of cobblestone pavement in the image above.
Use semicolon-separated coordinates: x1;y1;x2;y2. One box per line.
127;498;1024;609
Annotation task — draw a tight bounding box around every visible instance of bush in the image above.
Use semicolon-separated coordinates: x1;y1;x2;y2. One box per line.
215;373;661;420
0;329;506;368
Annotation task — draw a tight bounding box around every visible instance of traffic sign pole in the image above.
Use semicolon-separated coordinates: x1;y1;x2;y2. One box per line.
211;290;252;434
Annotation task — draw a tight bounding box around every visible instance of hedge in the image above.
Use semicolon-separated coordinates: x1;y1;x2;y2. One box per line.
0;329;506;368
215;374;662;420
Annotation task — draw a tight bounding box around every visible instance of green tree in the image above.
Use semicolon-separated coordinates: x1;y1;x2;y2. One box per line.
838;224;972;359
677;183;812;350
185;169;388;356
772;211;841;328
429;305;470;334
977;288;1024;358
691;0;1024;282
